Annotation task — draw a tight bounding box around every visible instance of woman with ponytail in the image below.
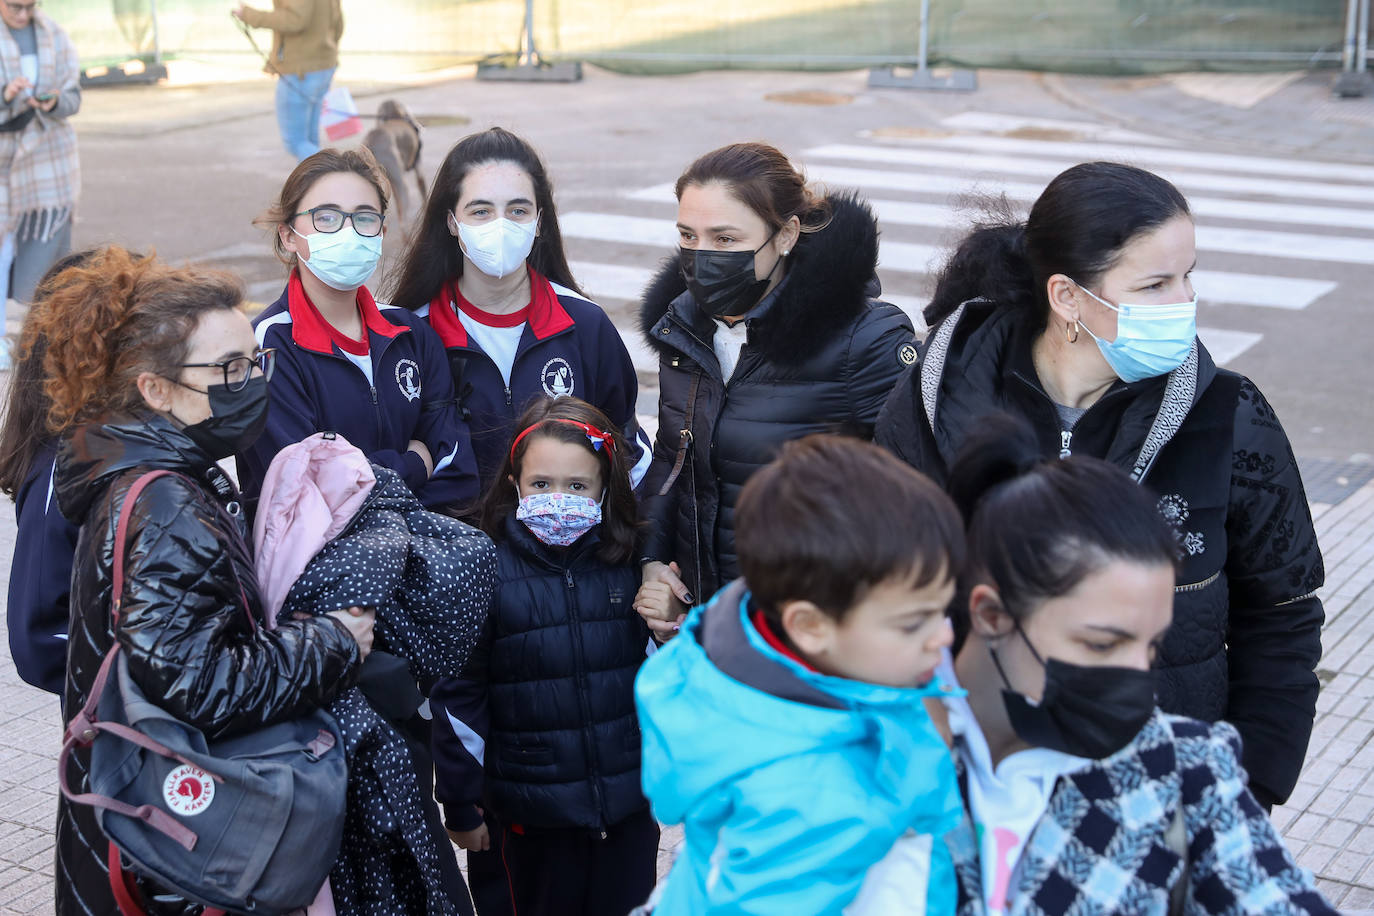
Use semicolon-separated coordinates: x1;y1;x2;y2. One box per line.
875;162;1324;810
936;415;1333;916
635;142;916;635
44;248;370;915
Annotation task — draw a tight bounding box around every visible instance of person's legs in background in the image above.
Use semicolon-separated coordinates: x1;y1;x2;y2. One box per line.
275;69;336;160
4;218;71;372
10;217;71;304
304;67;335;154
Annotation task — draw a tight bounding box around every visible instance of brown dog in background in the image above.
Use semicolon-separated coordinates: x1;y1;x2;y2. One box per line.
363;100;426;228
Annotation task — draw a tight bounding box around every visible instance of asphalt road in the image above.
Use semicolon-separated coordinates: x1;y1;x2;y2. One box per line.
67;65;1374;463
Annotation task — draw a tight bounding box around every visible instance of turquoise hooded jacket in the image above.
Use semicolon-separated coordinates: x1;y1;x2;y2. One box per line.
635;581;962;915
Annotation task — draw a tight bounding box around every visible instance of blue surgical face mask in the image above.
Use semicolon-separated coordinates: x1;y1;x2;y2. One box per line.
295;226;383;291
1074;282;1198;383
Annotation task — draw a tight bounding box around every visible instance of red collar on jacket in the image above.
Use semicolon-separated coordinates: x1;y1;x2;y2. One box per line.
751;607;819;673
425;268;574;349
286;270;407;355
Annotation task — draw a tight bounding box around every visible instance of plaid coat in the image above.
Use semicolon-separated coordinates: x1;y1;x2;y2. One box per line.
0;10;80;240
950;712;1335;916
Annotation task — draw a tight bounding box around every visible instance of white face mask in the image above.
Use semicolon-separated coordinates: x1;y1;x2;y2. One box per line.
454;215;538;279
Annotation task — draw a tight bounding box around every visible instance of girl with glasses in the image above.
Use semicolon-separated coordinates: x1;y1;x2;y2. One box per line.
39;247;371;916
389;127;652;496
239;147;480;516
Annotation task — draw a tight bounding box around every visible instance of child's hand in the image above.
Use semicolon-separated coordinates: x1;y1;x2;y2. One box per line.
447;823;490;851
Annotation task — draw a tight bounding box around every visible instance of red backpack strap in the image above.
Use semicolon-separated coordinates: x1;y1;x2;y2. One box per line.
108;841;146;916
110;471;179;630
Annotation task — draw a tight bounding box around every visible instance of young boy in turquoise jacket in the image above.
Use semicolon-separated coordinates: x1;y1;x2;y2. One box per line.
635;435;966;915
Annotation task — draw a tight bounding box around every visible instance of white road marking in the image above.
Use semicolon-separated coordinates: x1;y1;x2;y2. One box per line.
566;211;1337;309
628;177;1374;232
804;144;1374;205
922;125;1374;184
1197;327;1263;365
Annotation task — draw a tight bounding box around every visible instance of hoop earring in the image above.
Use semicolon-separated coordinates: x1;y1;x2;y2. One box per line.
1066;320;1080;344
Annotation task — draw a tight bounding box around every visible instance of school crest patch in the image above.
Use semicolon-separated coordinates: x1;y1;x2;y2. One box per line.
395;358;422;402
542;357;575;397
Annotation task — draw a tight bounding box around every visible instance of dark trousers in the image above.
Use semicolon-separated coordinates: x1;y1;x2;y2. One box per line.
468;808;659;916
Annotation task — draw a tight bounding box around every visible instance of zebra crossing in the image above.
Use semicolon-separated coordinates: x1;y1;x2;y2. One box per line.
557;112;1373;374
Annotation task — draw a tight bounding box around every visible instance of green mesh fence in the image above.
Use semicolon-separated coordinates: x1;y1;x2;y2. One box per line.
44;0;1356;75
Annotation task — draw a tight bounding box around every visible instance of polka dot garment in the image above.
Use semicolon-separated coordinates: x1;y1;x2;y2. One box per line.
280;465;496;915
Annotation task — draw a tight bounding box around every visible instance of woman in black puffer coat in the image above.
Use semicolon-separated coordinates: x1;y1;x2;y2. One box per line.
633;143;916;633
45;249;369;916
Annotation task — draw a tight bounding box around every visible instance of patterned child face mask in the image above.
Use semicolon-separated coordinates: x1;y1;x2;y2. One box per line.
516;490;602;547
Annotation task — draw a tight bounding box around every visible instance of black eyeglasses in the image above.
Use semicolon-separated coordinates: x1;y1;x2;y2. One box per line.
4;1;39;15
292;206;384;238
180;349;276;392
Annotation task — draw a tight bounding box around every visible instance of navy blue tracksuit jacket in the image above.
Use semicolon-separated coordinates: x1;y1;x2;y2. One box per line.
238;274;480;511
7;443;77;697
416;270;650;491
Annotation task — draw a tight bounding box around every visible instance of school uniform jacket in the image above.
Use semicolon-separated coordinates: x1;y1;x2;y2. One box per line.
415;269;650;491
6;442;77;696
239;272;479;512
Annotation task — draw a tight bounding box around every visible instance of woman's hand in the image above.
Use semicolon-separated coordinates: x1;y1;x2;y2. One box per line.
231;4;249;22
636;561;692;642
3;77;30;104
408;439;434;477
326;606;375;659
448;823;490;852
27;94;56;113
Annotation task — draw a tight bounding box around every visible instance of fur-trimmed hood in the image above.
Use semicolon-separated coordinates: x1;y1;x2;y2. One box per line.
639;191;881;366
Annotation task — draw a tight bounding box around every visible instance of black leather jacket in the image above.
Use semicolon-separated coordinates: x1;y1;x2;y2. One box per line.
53;412;360;916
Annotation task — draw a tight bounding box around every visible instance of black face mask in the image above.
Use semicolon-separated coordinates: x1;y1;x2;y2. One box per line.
176;375;270;460
990;620;1155;760
678;233;783;320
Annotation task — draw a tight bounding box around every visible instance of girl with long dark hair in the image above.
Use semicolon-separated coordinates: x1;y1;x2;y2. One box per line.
389;127;650;493
430;396;655;916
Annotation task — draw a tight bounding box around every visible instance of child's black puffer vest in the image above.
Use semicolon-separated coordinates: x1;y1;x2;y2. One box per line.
484;515;649;830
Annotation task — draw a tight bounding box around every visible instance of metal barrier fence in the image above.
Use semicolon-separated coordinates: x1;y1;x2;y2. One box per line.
46;0;1360;75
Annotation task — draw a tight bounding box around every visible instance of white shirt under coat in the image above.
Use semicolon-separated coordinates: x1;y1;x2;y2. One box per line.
937;653;1091;916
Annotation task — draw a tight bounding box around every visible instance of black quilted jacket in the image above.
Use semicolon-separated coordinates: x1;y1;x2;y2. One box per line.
53;413;360;916
431;516;648;833
639;193;917;600
876;300;1325;807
